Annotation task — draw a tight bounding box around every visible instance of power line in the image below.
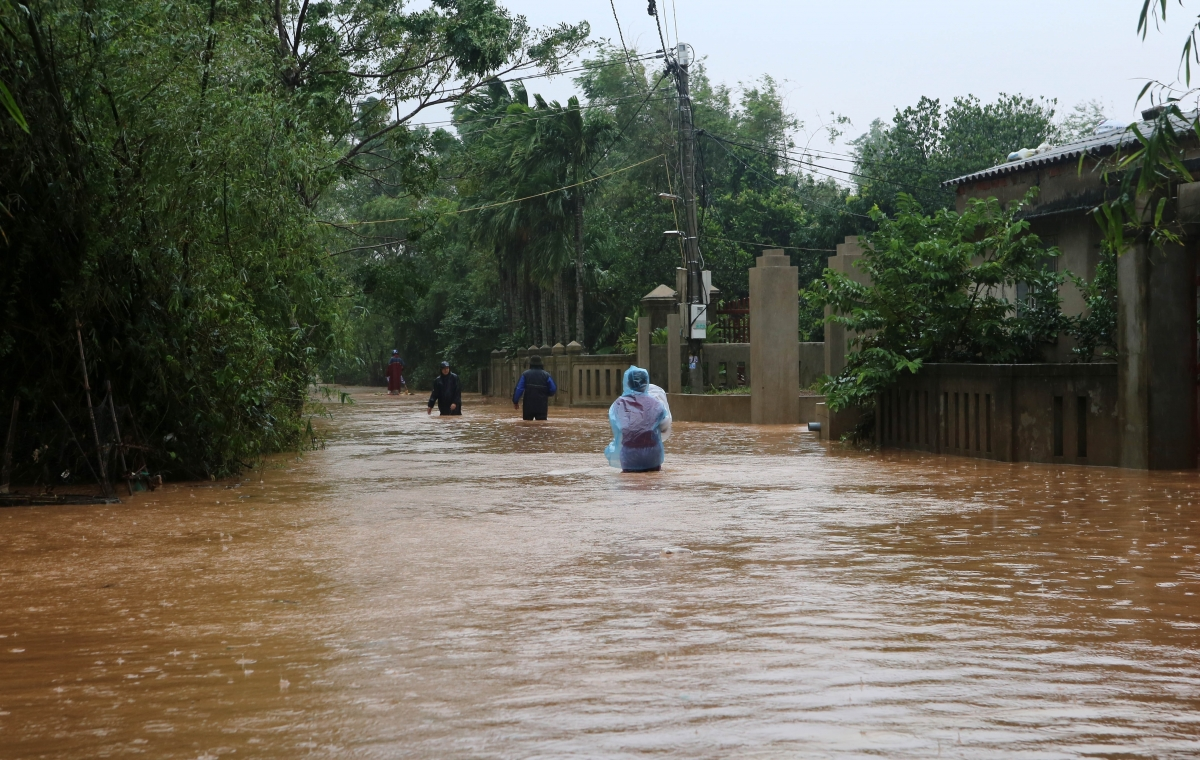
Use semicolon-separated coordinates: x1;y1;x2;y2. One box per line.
703;236;835;253
648;1;671;61
505;53;661;84
722;134;950;182
588;71;672;173
453;95;675;140
704;133;872;219
669;0;680;49
321;154;665;227
704;132;943;195
358;53;662;115
609;0;641;82
396;75;667;135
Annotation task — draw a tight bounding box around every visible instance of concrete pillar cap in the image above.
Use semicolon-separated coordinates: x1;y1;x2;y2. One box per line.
566;341;584;354
490;349;503;356
756;251;792;267
551;342;566;355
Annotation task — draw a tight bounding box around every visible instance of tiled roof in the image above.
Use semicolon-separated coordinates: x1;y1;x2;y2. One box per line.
943;110;1198;186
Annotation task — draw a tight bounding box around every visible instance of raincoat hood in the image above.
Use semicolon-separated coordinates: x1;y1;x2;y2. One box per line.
622;366;650;395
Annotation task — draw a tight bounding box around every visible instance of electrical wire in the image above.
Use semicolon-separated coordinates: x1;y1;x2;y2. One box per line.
588;72;672;172
649;1;671;59
702;236;834;253
670;0;680;49
355;53;662;115
507;52;661;84
718;132;948;180
453;95;675;140
661;155;686;265
321;154;665;227
704;131;943;195
705;134;871;219
609;0;642;82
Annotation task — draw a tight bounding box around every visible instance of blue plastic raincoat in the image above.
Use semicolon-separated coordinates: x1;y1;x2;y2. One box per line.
605;367;668;471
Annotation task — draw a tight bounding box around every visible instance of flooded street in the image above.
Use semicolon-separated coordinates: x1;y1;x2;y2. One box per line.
4;390;1200;758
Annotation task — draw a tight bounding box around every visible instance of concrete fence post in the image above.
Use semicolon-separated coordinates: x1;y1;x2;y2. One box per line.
1117;239;1198;469
637;316;650;372
551;342;566;406
666;312;682;395
749;250;800;424
823;236;868;380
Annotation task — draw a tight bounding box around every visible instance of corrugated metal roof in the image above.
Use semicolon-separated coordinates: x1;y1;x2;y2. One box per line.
943;109;1198;187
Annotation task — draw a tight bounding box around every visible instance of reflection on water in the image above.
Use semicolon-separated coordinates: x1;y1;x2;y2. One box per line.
3;390;1200;758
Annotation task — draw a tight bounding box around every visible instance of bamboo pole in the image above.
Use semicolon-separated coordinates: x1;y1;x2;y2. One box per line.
75;319;111;497
105;381;131;495
1;398;18;494
51;401;100;484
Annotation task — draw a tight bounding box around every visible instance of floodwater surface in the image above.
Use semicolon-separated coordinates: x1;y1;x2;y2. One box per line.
3;390;1200;758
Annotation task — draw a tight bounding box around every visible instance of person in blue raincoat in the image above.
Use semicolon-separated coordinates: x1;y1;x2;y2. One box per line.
605;366;670;472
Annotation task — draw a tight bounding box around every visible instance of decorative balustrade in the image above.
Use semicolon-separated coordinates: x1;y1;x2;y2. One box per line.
484;343;634;408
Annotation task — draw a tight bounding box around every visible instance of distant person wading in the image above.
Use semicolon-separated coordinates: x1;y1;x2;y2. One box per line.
427;361;462;416
386;350;409;395
512;355;557;420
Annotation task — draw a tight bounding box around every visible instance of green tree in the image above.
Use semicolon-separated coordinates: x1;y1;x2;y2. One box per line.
851;94;1058;214
0;0;585;479
809;192;1066;412
510;94;613;347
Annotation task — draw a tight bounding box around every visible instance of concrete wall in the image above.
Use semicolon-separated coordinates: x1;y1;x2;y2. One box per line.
700;343;748;388
878;363;1119;466
815;402;864;441
649;343;676;390
668;393;825;425
668;393;750;423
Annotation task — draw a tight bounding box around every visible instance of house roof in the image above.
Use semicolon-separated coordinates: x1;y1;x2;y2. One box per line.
943;109;1199;187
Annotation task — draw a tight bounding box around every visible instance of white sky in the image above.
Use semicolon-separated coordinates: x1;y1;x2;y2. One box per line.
420;0;1198;156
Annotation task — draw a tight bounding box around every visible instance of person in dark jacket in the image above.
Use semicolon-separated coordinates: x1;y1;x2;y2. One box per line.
513;355;557;420
427;361;462;416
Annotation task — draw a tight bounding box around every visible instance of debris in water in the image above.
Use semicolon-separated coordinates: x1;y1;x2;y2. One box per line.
660;546;692;555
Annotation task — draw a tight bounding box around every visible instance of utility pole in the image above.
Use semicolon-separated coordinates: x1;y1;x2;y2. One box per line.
670;42;707;392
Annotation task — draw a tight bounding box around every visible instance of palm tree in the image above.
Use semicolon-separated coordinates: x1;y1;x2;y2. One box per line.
456;83;547;341
512;95;613;348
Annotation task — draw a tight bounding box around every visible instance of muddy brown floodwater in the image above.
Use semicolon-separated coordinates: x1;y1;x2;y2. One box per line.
4;391;1200;758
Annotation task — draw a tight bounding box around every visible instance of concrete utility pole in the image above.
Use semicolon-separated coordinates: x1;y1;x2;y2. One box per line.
671;42;707;392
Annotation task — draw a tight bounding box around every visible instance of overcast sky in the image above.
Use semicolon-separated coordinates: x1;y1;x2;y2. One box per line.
424;0;1197;155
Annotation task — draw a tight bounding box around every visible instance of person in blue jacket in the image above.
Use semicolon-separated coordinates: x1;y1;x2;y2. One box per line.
513;355;557;420
605;366;669;472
